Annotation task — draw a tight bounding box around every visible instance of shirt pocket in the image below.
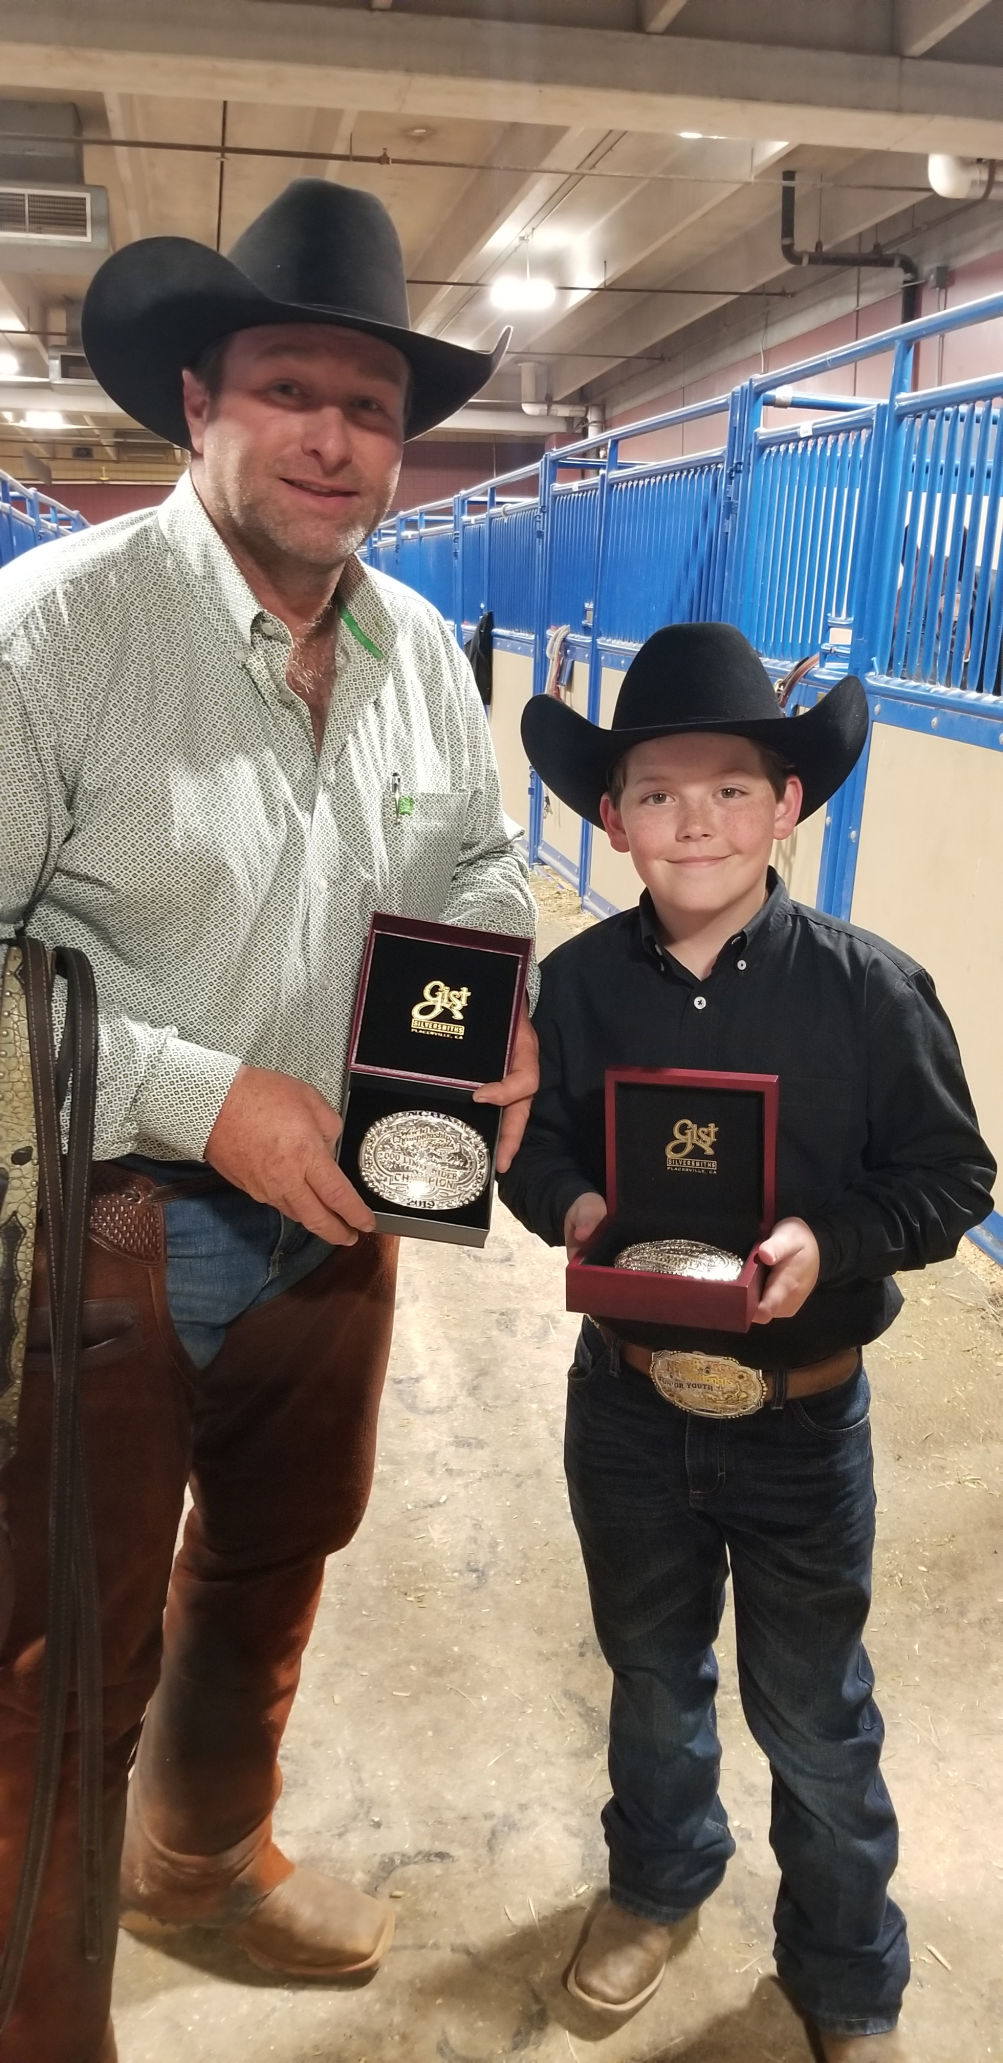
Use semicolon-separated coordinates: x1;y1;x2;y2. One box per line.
381;791;466;917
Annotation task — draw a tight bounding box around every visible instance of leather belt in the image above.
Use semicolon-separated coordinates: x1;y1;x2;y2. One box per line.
594;1322;861;1419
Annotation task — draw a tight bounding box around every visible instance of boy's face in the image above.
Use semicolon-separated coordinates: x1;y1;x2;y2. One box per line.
599;731;802;934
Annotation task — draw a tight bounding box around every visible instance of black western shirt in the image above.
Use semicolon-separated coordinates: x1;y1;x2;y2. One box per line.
500;874;996;1368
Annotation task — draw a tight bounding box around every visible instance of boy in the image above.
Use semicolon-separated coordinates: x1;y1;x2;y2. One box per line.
499;622;995;2061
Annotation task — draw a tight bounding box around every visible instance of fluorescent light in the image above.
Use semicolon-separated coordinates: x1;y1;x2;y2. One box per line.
22;410;68;429
489;274;557;312
0;350;20;378
678;130;704;139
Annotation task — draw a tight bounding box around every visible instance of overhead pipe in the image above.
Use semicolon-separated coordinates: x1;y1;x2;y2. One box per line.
519;361;585;422
928;154;996;200
780;170;921;327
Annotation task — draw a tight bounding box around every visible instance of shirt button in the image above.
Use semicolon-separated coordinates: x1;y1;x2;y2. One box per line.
736;958;747;971
693;995;707;1010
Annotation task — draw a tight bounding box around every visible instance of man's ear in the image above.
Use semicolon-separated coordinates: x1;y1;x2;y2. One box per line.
181;368;210;457
773;775;803;842
599;792;630;853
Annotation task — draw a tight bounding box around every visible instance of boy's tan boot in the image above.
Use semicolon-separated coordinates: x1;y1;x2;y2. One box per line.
815;2032;909;2060
565;1896;694;2016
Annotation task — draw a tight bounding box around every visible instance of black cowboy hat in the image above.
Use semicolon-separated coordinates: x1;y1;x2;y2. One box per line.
80;178;510;446
522;622;868;825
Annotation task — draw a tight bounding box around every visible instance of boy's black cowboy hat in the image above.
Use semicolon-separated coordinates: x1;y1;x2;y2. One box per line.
80;178;510;447
521;621;868;825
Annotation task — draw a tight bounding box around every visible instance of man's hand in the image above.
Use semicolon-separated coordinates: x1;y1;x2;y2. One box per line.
205;1064;376;1246
472;1004;539;1173
564;1191;608;1261
751;1216;820;1324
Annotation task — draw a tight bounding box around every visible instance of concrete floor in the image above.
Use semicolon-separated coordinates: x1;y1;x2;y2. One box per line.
113;881;1003;2063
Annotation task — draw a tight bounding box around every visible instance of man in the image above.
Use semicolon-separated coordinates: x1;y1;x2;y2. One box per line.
0;178;537;2063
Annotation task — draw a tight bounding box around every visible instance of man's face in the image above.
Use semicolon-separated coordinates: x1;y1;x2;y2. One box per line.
182;323;408;576
599;731;802;930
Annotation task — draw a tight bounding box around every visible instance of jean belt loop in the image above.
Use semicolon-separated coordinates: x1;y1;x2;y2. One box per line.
769;1366;788;1411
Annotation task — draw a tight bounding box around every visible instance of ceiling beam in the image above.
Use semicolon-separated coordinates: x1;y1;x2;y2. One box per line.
407;124;609;330
894;0;993;58
3;2;1003;158
547;154;929;398
639;0;690;29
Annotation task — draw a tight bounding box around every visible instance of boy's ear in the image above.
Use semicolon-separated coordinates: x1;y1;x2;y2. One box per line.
773;774;803;842
599;792;630;853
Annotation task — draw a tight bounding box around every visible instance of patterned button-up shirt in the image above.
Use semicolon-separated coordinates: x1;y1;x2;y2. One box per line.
0;472;536;1160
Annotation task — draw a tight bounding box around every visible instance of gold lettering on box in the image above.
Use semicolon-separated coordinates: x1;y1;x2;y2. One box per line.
665;1117;718;1175
411;979;471;1039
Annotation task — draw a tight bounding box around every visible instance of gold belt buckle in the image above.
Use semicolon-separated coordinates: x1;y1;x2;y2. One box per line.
648;1351;768;1418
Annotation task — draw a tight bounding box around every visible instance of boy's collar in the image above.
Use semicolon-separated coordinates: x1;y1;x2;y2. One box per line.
638;868;790;967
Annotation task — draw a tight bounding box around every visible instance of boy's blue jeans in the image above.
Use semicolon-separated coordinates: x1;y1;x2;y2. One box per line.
564;1318;909;2038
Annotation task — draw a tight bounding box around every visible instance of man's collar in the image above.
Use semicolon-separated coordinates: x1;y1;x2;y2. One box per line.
158;470;395;661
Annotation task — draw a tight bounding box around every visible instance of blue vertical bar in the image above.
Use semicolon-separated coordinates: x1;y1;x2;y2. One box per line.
580;435;619;903
528;453;555;864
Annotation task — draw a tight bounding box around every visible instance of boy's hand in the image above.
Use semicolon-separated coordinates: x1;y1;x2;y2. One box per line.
565;1191;608;1260
751;1217;820;1323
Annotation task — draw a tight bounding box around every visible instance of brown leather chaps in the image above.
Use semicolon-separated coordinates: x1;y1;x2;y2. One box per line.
0;1165;398;2062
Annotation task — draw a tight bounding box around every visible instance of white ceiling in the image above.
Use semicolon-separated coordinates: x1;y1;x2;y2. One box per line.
2;0;1002;482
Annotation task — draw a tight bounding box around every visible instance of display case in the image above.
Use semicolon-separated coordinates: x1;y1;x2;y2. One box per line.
566;1068;778;1332
339;912;532;1246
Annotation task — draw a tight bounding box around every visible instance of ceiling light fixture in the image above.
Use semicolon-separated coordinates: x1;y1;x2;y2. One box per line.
22;409;68;429
0;349;21;378
489;274;557;312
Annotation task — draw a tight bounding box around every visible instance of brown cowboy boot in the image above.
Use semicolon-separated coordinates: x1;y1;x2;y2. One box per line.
118;1233;398;1984
120;1776;394;1981
815;2034;910;2061
565;1896;698;2016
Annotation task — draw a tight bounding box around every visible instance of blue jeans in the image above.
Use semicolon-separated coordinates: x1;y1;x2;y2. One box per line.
122;1157;334;1369
564;1318;909;2038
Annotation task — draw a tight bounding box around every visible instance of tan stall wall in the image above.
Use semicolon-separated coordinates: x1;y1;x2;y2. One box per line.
851;720;1003;1185
489;645;535;837
539;660;589;882
587;664;646;914
773;800;826;910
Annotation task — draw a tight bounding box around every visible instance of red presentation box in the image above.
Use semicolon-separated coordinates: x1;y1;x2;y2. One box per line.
566;1068;778;1333
339;912;531;1247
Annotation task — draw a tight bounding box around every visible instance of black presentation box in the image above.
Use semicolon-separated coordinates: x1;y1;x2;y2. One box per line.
338;912;532;1246
566;1068;778;1332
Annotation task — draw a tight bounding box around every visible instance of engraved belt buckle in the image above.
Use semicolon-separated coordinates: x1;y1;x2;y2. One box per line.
648;1351;768;1418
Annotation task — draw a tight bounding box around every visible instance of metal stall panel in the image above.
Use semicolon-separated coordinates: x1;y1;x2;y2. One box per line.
740;413;875;667
460;516;487;629
417;523;456;627
871;381;1003;697
486;503;538;634
548;481;600;633
598;456;726;645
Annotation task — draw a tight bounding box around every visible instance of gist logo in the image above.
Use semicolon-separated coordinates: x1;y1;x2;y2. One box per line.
665;1118;718;1174
411;979;471;1040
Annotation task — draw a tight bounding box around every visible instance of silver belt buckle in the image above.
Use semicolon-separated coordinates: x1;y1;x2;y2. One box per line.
648;1351;768;1418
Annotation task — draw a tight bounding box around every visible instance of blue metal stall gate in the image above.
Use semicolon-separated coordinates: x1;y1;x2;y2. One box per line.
0;475;86;565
